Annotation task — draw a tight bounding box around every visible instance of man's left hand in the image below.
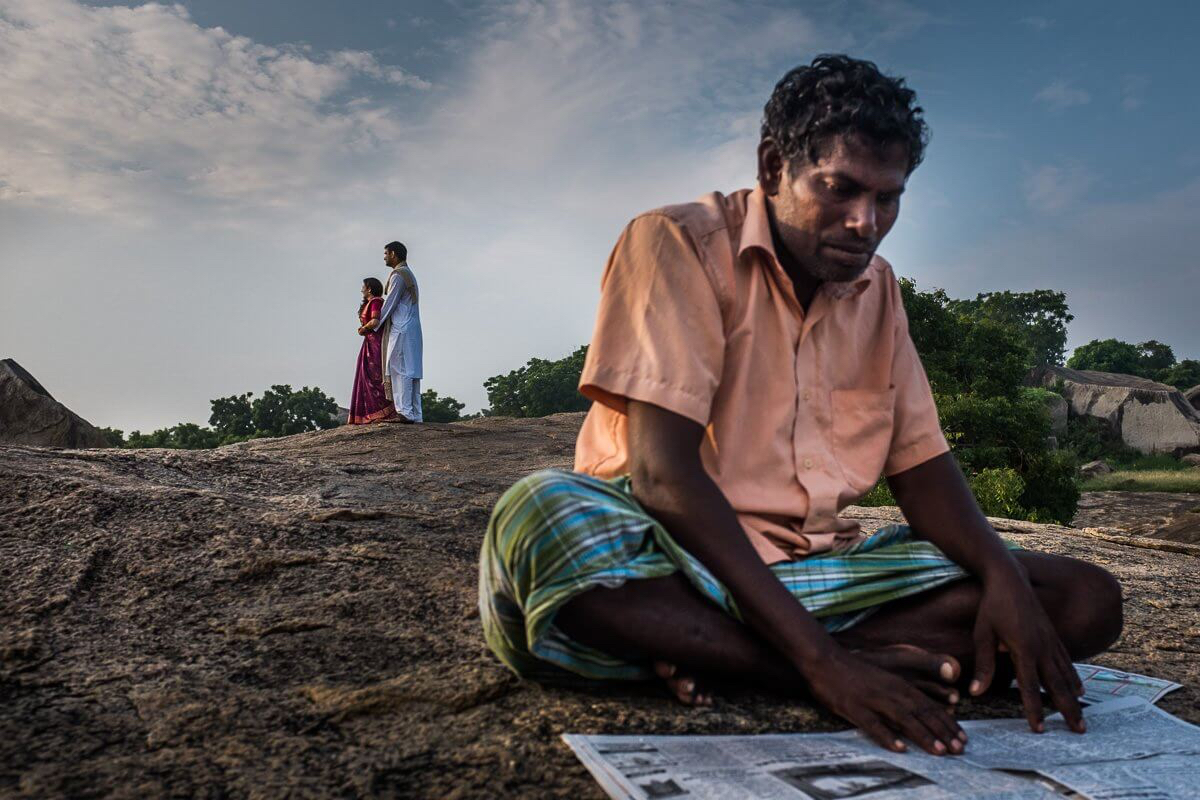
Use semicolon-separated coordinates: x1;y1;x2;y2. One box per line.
970;567;1085;734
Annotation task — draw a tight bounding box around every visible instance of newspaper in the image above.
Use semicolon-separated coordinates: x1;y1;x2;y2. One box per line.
959;696;1200;770
564;698;1200;800
1072;663;1182;706
1010;664;1182;706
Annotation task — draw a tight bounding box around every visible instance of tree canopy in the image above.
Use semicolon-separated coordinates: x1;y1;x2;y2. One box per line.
1066;338;1198;389
483;346;590;417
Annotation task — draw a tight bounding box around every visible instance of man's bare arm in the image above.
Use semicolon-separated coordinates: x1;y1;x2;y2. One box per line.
888;452;1086;733
628;399;965;755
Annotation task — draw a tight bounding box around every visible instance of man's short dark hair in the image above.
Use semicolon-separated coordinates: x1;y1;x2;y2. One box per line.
385;241;407;261
762;54;929;175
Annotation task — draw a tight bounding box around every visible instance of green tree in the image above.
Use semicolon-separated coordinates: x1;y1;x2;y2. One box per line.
1137;339;1176;375
1066;338;1146;376
421;389;466;423
250;385;339;436
209;392;255;438
1161;359;1200;391
484;346;591;417
949;289;1073;366
901;278;1079;524
97;427;126;447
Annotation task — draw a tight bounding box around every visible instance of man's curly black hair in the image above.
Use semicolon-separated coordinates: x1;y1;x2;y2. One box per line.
762;54;929;176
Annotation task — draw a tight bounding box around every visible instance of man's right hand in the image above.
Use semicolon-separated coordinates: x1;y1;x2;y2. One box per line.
805;648;967;755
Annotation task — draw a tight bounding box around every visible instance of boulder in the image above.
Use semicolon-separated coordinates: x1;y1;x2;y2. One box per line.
1043;391;1069;435
1182;453;1200;468
1081;459;1113;479
1186;384;1200;413
1028;365;1200;456
2;414;1198;795
0;358;111;448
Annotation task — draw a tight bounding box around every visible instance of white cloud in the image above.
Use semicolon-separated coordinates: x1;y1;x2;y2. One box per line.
1024;163;1097;213
0;0;427;221
1121;74;1149;111
1034;79;1091;110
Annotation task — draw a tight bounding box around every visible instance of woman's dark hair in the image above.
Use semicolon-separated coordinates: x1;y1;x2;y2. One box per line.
761;54;928;175
360;277;384;314
385;241;407;261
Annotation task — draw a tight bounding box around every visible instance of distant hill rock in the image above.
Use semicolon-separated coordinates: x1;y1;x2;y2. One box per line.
1186;384;1200;413
1028;365;1200;456
0;358;111;448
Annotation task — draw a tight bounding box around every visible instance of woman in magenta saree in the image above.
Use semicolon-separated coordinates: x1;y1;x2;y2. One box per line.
348;277;397;424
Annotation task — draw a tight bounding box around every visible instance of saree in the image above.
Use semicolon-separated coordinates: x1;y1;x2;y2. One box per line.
348;297;397;424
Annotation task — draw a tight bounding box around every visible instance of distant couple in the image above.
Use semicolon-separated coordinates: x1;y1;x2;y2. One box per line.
349;241;424;425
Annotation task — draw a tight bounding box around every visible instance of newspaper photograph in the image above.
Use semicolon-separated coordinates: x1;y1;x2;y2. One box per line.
565;698;1200;800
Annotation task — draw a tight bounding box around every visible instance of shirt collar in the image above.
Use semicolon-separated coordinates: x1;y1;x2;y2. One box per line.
738;186;873;299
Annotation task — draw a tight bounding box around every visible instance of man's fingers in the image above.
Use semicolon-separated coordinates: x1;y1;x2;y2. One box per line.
1042;657;1086;733
912;704;965;754
857;712;906;753
970;622;997;696
1014;656;1045;733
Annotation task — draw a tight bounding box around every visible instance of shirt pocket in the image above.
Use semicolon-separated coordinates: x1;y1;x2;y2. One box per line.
831;387;897;493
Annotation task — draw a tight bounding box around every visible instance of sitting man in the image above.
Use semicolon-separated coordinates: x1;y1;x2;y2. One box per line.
479;54;1122;756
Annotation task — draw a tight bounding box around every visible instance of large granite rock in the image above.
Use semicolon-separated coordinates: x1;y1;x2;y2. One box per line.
1186;384;1200;413
1043;391;1069;435
0;358;111;448
2;414;1197;797
1029;365;1200;456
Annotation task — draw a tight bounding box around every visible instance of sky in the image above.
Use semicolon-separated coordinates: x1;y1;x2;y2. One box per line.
1;0;1197;431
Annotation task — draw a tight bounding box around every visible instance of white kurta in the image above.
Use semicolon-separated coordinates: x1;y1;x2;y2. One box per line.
378;265;423;379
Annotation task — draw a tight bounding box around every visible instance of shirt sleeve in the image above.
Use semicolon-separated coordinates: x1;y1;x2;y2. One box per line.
375;280;401;326
883;276;950;476
579;213;726;426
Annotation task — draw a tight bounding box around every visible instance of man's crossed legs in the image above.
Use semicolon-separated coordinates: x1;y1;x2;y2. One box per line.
480;469;1122;730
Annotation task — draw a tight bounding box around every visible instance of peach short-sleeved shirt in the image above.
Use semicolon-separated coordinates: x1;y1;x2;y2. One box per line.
574;187;949;564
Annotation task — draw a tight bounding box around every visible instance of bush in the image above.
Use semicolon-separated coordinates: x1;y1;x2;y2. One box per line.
421;390;465;423
969;468;1026;519
1017;449;1080;525
858;478;896;507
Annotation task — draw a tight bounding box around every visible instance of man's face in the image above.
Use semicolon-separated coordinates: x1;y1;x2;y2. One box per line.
761;134;908;284
384;249;398;267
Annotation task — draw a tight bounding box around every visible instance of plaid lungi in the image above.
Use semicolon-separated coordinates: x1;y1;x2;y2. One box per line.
479;469;977;682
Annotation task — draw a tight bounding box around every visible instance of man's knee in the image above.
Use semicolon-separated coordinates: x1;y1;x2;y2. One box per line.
1036;555;1124;655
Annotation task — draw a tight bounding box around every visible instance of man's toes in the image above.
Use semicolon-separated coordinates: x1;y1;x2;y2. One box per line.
857;644;960;683
912;679;960;705
654;661;677;680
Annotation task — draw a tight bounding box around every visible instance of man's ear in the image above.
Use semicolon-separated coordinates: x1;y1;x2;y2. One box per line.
757;138;784;196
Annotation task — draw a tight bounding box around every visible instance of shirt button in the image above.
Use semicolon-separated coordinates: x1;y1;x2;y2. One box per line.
803;458;814;469
803;390;812;401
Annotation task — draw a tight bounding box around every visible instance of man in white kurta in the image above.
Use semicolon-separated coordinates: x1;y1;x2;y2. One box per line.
378;242;424;422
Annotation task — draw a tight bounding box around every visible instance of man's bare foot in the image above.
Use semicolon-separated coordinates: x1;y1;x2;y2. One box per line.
654;661;713;707
851;644;963;707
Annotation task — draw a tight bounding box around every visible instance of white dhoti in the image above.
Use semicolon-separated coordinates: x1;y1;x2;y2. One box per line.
379;263;424;422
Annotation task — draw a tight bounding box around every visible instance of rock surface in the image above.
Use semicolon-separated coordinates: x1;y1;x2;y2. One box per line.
1183;454;1200;468
1186;384;1200;413
2;413;1199;797
0;359;111;448
1081;459;1113;479
1029;365;1200;456
1044;391;1069;435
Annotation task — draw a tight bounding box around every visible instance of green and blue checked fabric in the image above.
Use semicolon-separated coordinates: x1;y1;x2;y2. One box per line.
479;469;976;683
